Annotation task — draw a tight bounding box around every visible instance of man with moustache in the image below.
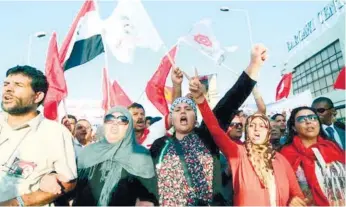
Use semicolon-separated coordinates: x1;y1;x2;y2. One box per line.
0;65;76;206
128;103;149;144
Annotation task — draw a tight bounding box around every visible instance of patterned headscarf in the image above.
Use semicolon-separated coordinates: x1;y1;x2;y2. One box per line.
170;97;197;119
244;113;276;189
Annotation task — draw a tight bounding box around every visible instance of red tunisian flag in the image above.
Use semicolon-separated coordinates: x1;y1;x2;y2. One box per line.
44;32;68;120
145;45;178;116
276;73;292;101
334;67;345;90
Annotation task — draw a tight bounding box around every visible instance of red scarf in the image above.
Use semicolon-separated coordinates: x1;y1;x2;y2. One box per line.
137;128;150;144
281;136;345;206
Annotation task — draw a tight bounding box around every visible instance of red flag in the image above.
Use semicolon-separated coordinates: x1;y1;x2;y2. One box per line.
44;32;68;120
164;86;173;104
276;73;292;101
334;67;345;90
112;80;132;107
102;68;132;112
102;67;111;112
145;45;178;116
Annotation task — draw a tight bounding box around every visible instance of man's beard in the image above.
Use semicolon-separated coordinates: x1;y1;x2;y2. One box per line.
1;101;35;115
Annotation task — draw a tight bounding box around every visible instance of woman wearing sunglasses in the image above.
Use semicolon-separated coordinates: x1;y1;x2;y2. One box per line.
73;106;158;206
280;106;345;206
188;75;306;206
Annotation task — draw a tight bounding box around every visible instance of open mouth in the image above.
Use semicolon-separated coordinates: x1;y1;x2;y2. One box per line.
3;94;14;102
137;120;145;127
253;133;261;140
180;116;188;125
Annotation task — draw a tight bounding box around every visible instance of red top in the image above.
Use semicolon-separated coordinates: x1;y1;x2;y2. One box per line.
198;99;304;206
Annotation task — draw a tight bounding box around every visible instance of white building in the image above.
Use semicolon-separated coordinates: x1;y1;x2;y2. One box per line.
282;0;345;121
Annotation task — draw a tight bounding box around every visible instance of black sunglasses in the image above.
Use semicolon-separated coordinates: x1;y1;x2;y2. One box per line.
316;107;333;114
296;114;319;123
229;122;243;128
104;114;129;125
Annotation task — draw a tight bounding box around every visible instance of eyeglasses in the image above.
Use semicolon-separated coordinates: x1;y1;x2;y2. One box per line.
296;114;319;123
316;107;333;114
229;122;243;128
104;114;129;125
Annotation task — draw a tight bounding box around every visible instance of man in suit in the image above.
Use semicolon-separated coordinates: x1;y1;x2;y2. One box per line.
312;97;345;150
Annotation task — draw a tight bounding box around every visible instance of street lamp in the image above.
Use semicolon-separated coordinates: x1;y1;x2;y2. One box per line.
220;6;253;47
27;31;47;65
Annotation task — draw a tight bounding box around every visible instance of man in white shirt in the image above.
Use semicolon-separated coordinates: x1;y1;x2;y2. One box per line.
312;97;345;150
0;65;77;206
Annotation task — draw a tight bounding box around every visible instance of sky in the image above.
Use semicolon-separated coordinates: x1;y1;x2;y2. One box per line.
0;0;331;117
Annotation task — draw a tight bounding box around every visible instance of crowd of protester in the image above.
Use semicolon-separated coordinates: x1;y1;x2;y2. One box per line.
0;44;344;206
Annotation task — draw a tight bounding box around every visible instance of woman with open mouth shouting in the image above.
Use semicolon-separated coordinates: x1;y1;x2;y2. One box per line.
150;44;269;206
188;68;307;206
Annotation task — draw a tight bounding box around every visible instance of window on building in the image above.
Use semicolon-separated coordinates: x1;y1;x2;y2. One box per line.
293;40;344;97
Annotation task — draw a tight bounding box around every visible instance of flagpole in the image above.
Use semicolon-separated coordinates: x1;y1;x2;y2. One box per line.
62;99;69;119
161;44;177;69
136;90;145;102
93;0;111;111
180;39;240;77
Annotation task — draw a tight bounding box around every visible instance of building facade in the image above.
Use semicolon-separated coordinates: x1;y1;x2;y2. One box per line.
282;0;345;121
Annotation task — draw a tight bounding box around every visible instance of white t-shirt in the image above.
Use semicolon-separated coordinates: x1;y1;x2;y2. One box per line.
73;138;84;158
0;112;77;202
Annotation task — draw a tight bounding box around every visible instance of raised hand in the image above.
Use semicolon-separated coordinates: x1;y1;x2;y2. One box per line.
183;68;205;104
250;43;268;68
171;67;184;86
245;43;268;80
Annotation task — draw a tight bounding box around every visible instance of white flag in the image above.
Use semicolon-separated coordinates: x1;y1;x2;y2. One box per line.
102;0;163;63
180;19;225;65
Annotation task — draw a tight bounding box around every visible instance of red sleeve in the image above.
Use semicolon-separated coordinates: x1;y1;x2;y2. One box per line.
197;99;239;158
281;154;304;199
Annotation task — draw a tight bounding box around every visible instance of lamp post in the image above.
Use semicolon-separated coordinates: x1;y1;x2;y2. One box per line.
220;6;253;47
27;31;47;65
